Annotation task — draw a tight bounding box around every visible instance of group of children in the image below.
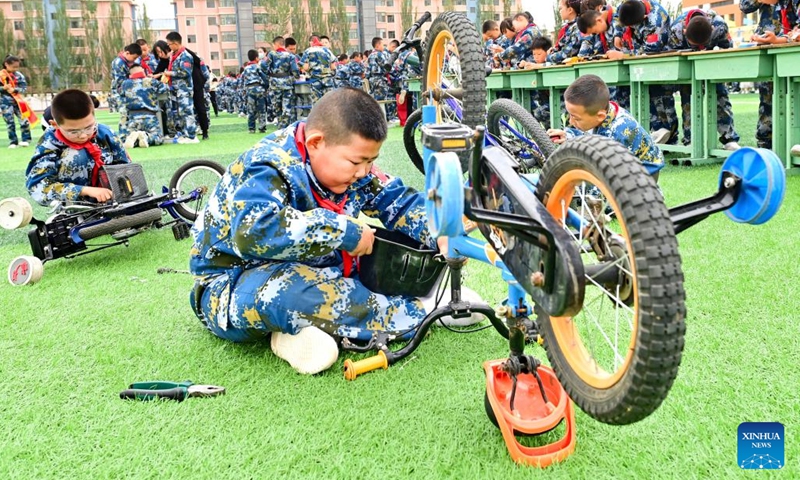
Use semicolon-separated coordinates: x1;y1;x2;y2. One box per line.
213;34;420;132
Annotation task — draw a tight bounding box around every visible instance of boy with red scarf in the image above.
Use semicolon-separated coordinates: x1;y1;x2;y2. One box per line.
1;55;32;148
162;31;200;144
26;90;130;206
491;13;544;67
110;43;141;143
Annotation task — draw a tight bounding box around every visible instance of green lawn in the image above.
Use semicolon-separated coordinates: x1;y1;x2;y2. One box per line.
1;96;797;478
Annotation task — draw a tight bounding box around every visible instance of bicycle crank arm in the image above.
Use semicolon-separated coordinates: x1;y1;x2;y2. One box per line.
468;145;585;317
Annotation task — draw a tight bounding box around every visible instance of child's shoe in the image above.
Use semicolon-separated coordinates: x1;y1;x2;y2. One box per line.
123;134;137;149
791;144;800;157
270;326;339;375
723;141;741;151
139;132;149;148
18;141;29;147
650;128;671;144
8;144;17;149
177;136;200;144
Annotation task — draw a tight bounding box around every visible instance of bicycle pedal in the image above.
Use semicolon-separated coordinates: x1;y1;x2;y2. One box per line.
421;123;474;153
172;222;191;241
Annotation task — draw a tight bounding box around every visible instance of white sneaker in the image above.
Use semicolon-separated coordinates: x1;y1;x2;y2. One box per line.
177;137;200;144
420;285;486;327
18;141;29;147
8;144;17;149
123;133;137;149
163;135;173;142
722;141;742;151
270;326;339;374
650;128;671;144
791;144;800;157
139;132;149;148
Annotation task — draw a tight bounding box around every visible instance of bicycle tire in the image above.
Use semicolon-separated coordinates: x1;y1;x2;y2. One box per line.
534;135;686;425
487;98;556;169
78;208;163;241
168;159;226;222
422;11;486;172
403;109;425;174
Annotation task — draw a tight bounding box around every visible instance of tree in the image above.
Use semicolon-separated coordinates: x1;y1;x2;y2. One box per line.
290;5;309;50
100;1;125;90
52;0;87;89
443;0;455;12
0;10;15;59
138;4;154;44
308;0;327;37
327;0;351;54
401;0;413;33
82;0;102;87
552;0;563;33
22;0;50;93
502;0;512;19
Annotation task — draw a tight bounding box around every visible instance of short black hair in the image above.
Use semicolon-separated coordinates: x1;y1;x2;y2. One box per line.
500;18;514;34
285;37;297;47
513;13;530;23
532;36;553;51
685;15;713;46
3;55;20;68
618;1;647;27
363;49;372;57
247;49;258;61
166;31;182;43
390;39;400;48
482;20;498;33
578;10;602;34
320;35;330;41
565;74;610;115
350;51;361;60
338;53;348;61
306;88;387;145
581;0;606;11
124;43;142;56
89;94;100;109
153;40;169;56
565;0;582;16
273;36;285;45
51;89;95;124
371;36;383;48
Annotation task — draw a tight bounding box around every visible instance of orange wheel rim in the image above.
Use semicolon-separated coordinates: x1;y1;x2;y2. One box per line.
544;168;639;389
425;30;452;109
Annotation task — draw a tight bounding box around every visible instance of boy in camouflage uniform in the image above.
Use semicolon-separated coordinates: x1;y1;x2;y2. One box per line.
669;9;741;151
334;54;350;89
189;88;481;375
264;36;300;129
242;49;269;133
741;0;796;148
548;75;665;177
110;43;142;143
301;35;337;104
163;32;199;144
547;0;584;64
26;90;129;206
347;52;365;89
367;37;397;121
492;13;543;67
120;66;169;148
0;55;32;148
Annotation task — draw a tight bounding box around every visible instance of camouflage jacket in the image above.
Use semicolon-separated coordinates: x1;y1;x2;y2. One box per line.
168;47;194;89
367;50;391;79
241;60;268;89
740;0;796;35
120;76;169;112
669;9;732;51
262;49;300;79
497;24;543;65
110;54;134;95
301;46;337;78
348;61;365;88
0;70;27;105
613;0;671;55
547;19;583;64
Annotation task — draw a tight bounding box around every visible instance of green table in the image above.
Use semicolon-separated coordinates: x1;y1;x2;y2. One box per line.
767;44;800;170
687;47;774;163
506;68;543;113
486;71;511;105
539;65;578;129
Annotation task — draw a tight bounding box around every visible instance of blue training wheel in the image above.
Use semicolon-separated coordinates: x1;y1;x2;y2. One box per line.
424;152;464;237
720;147;786;225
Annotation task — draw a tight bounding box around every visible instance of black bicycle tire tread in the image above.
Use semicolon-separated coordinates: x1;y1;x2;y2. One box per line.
79;208;163;240
168;159;226;222
487;98;557;161
404;109;425;174
422;12;486;172
534;135;686;425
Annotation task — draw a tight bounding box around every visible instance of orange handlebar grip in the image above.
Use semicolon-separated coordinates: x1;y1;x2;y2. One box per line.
344;350;389;381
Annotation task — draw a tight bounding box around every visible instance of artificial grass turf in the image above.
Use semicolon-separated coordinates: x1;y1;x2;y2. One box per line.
0;97;798;478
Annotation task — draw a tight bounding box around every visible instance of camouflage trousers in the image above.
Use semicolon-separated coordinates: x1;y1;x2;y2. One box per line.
190;262;428;342
171;85;197;139
368;76;397;120
677;83;740;146
649;85;677;138
269;81;295;129
246;86;267;131
113;94;129;142
756;82;772;149
126;112;163;146
1;99;31;145
308;76;334;104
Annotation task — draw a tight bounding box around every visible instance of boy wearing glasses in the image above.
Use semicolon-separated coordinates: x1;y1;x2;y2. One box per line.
26;89;130;206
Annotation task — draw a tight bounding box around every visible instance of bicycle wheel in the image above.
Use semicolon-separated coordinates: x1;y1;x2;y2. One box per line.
487;99;556;172
403;109;425;174
422;11;486;172
534;136;686;425
169;159;226;222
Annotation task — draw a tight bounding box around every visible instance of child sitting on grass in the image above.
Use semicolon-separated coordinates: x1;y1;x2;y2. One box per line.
120;66;170;148
188;88;482;375
26;89;130;206
547;74;664;177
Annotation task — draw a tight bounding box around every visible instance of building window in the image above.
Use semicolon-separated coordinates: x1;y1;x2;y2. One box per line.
349;29;359;39
254;30;269;42
187;34;197;43
494;13;500;21
13;20;23;31
387;14;394;23
377;13;385;22
493;0;499;5
220;14;236;25
185;0;194;7
206;0;215;7
208;17;217;26
222;32;237;42
346;13;357;23
66;0;80;9
710;0;733;7
210;52;220;60
253;13;268;24
209;34;218;43
223;49;238;59
388;31;396;39
386;0;393;6
11;2;24;11
345;0;356;6
221;0;235;6
69;18;83;29
424;0;431;5
455;0;466;5
186;17;195;27
70;37;85;47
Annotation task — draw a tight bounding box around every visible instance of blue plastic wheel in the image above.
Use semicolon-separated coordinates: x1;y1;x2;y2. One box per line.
424;152;464;237
720;147;786;225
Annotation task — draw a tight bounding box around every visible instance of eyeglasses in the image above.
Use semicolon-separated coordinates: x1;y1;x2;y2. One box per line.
61;121;97;137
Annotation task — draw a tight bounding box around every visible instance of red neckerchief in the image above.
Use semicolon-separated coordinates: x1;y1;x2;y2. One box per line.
140;55;153;75
623;27;634;51
557;23;569;43
244;60;258;67
275;47;287;52
513;24;531;43
310;37;323;47
781;6;792;34
167;46;186;85
0;69;17;89
294;122;358;277
130;71;146;79
54;128;104;187
600;32;609;53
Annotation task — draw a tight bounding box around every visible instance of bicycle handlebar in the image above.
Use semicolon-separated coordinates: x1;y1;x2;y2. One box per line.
389;11;431;66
